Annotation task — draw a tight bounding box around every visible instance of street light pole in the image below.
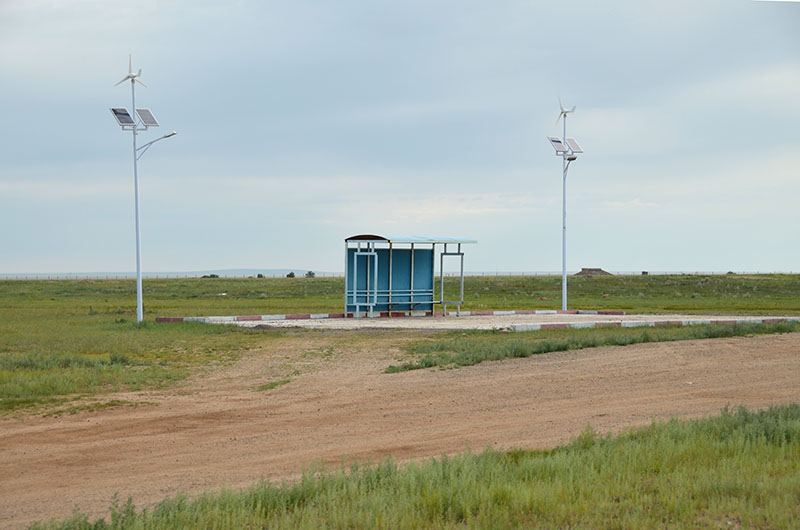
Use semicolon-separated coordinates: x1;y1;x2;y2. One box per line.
131;77;143;323
111;55;176;323
548;98;583;312
561;114;568;312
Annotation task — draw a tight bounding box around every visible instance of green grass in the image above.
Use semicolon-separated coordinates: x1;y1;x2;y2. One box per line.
2;274;799;412
0;279;294;412
31;404;800;529
254;378;292;392
387;321;800;372
456;273;800;314
3;273;799;318
0;316;275;412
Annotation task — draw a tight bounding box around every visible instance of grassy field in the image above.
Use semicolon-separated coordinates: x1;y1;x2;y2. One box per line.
31;404;800;529
387;320;800;372
1;274;799;413
3;273;799;317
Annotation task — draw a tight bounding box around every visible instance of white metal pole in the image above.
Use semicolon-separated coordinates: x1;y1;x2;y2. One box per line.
561;114;567;311
132;79;143;323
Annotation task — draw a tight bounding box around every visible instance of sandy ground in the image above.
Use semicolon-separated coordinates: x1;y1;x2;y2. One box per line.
1;329;799;528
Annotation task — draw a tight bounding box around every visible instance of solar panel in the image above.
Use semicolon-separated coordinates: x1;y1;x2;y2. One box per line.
136;108;159;127
111;107;135;126
548;137;569;153
566;137;583;154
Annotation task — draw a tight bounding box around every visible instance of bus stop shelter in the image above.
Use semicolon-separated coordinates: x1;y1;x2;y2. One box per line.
345;234;477;318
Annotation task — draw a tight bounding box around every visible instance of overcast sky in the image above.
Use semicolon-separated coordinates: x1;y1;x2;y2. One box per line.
1;0;798;274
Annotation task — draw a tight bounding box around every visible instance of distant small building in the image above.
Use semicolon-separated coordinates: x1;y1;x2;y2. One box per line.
575;268;612;277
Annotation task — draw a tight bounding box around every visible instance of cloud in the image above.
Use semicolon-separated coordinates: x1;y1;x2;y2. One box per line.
326;193;534;225
600;198;659;210
0;177;127;200
679;63;800;116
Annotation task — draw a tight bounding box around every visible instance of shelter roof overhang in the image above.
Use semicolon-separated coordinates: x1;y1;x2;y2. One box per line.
345;234;477;245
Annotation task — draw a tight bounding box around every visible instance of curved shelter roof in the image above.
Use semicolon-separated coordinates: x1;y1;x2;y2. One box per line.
345;234;477;244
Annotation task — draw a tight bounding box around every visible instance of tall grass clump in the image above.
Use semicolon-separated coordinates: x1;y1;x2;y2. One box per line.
387;321;800;372
31;405;800;529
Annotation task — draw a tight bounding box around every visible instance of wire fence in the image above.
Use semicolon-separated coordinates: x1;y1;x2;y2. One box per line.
1;271;795;281
0;272;344;280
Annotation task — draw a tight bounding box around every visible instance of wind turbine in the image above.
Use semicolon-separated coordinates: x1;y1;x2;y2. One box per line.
110;55;176;323
555;96;575;128
114;55;147;88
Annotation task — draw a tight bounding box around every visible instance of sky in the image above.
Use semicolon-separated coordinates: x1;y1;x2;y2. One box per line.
1;0;799;274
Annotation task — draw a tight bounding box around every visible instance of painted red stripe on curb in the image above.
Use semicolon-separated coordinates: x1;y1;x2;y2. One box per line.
540;323;569;329
594;321;622;327
157;308;635;323
711;320;737;325
762;318;785;324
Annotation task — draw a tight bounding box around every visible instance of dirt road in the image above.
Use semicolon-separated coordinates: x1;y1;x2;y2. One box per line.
2;331;799;528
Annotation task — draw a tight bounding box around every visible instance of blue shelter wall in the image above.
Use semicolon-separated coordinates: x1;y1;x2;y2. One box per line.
345;248;433;311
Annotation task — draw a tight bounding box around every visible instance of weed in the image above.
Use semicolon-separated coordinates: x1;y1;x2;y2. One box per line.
254;379;291;392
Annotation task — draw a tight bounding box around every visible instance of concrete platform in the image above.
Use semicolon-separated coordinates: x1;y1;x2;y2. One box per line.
197;312;799;332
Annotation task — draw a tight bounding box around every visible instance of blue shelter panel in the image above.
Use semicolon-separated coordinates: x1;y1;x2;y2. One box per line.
411;249;434;304
346;249;376;307
389;249;411;308
345;247;433;312
375;248;391;308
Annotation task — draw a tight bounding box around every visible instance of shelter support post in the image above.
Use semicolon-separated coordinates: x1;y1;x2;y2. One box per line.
439;243;466;316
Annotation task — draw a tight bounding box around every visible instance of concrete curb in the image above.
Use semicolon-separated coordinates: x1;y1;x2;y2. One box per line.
511;316;800;332
155;308;627;324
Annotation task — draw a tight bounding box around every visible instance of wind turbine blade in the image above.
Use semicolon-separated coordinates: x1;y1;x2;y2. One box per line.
569;106;576;113
134;78;147;88
558;96;565;112
114;76;130;86
555;113;563;126
137;68;142;77
128;54;132;74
